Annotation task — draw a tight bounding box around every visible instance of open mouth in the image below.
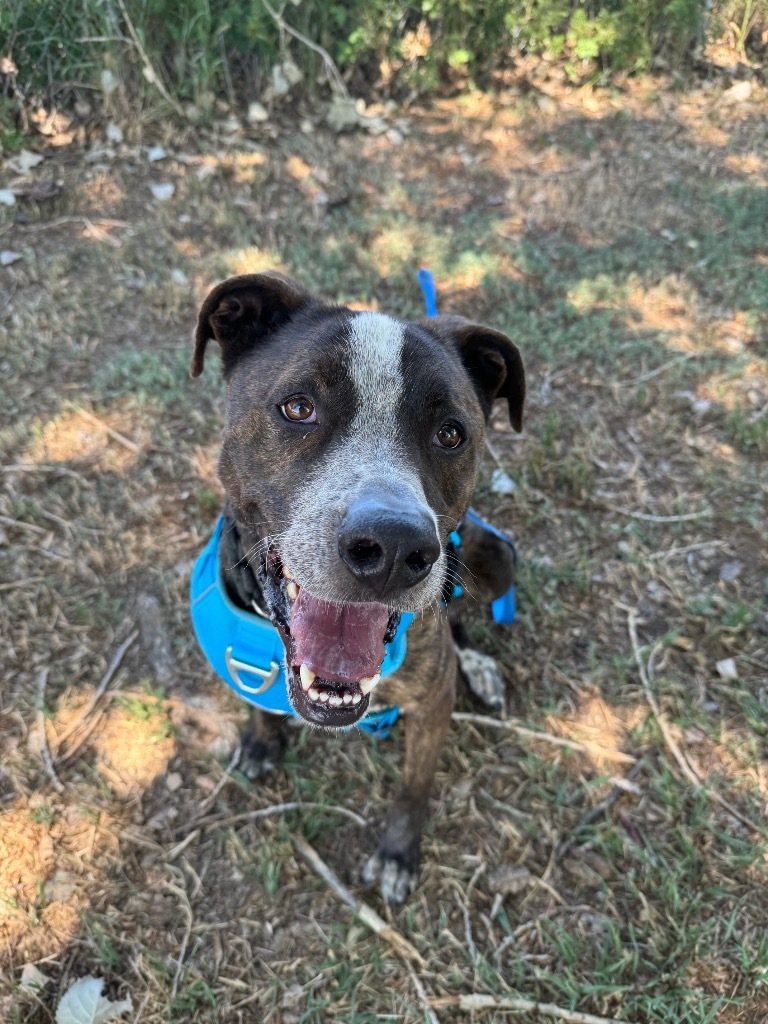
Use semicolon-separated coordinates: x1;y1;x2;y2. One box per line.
256;546;400;728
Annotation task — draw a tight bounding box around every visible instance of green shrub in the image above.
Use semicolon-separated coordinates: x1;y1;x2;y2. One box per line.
0;0;757;113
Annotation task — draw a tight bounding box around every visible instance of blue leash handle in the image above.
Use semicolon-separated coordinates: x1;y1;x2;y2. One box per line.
418;268;438;317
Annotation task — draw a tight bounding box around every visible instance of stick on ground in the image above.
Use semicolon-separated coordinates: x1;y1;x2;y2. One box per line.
290;832;426;967
429;993;632;1024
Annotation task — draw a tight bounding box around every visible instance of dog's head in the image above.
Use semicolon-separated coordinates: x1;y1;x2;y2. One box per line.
193;273;524;727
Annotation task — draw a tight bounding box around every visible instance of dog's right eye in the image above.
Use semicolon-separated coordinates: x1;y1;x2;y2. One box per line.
280;396;316;423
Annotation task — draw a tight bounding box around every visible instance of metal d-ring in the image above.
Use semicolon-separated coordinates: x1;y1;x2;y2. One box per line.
225;647;280;695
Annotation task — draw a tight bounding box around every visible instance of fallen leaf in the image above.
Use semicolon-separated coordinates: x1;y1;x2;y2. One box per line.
20;963;50;992
716;657;738;680
490;468;516;495
55;976;132;1024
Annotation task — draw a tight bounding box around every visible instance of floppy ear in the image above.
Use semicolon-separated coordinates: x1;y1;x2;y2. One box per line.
191;272;311;378
423;315;525;431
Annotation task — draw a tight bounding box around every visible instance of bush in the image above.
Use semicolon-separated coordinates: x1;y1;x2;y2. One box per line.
0;0;759;115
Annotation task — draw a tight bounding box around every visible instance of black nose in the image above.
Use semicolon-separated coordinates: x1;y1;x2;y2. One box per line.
338;497;441;594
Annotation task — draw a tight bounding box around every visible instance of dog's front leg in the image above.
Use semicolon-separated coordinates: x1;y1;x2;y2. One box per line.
239;707;287;780
364;645;456;904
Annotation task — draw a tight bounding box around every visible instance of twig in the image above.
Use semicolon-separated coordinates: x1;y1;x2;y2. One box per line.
626;609;760;833
56;630;138;749
260;0;349;98
429;993;632;1024
197;743;241;812
177;800;368;835
0;513;48;535
0;576;46;592
290;832;426;965
36;670;64;793
163;881;194;1001
2;463;92;484
452;712;636;765
75;406;140;454
603;506;712;523
587;352;696;388
408;968;441;1024
556;756;648;861
114;0;185;116
647;539;724;561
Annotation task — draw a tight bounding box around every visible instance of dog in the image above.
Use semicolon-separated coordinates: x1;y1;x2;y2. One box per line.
191;272;525;903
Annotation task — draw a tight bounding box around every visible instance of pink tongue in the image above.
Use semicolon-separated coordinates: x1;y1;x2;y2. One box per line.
290;590;390;684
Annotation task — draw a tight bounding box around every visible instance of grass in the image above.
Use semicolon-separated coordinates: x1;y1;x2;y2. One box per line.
1;66;768;1024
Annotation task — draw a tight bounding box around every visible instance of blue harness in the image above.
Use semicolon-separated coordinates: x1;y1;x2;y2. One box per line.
189;270;517;738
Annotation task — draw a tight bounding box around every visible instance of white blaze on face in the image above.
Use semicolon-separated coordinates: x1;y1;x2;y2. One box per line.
346;312;405;446
280;311;443;607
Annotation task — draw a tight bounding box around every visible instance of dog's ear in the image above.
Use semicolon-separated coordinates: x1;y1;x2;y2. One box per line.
191;272;311;378
423;315;525;431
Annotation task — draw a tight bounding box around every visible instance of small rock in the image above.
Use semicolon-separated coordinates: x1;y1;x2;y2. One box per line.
165;771;183;792
721;80;752;104
247;101;269;125
282;57;303;86
491;468;516;495
326;97;360;133
488;864;532;895
150;182;175;201
716;657;738;680
0;190;16;206
105;122;123;143
0;250;22;266
44;869;80;902
147;145;167;162
386;128;404;146
272;64;290;97
100;68;118;95
170;268;188;286
7;149;44;173
719;561;742;582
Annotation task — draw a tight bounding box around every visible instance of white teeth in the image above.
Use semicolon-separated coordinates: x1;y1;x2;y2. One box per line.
328;694;343;707
342;693;353;705
286;581;299;601
282;566;293;579
319;691;330;703
352;694;362;705
299;664;316;691
308;687;320;702
359;674;381;696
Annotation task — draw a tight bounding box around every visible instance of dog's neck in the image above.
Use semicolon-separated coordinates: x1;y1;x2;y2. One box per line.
218;510;267;614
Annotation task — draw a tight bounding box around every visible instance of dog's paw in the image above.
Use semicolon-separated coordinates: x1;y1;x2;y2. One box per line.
363;850;419;905
238;734;283;780
455;646;506;711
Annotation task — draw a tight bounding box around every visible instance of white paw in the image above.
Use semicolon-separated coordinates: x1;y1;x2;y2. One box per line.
363;851;418;905
455;646;506;711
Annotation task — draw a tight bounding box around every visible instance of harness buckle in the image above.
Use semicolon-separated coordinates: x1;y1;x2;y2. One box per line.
225;646;280;695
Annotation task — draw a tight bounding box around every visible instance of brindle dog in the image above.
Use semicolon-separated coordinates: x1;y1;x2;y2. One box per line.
192;272;524;903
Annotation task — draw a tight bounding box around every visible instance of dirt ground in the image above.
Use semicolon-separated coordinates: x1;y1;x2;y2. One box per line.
1;64;768;1023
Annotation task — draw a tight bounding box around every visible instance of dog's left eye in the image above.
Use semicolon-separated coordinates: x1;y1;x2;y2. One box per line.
433;423;464;449
280;396;316;423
